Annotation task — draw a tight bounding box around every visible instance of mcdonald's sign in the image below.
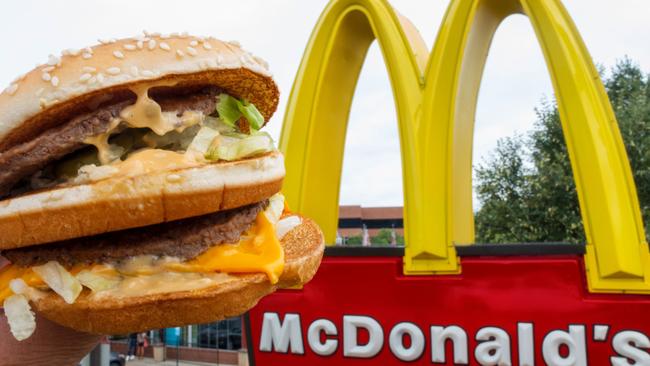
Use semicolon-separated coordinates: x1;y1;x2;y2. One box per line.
247;0;650;364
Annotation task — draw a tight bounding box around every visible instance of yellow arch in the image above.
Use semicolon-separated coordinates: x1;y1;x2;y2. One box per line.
278;0;461;273
421;0;650;292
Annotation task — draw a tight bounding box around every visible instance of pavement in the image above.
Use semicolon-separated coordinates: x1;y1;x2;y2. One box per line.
124;358;235;366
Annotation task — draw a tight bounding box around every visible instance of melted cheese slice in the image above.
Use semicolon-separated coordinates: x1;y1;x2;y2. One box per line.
166;211;285;283
0;211;284;302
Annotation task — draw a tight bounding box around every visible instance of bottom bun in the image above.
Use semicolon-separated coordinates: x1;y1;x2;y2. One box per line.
32;216;324;334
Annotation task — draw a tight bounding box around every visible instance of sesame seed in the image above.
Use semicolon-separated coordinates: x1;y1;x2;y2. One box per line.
124;44;136;51
47;54;60;66
82;53;93;59
113;50;125;59
79;73;93;82
106;67;121;75
190;40;198;47
228;40;241;48
203;42;212;50
137;40;144;49
98;38;109;44
186;46;198;56
141;70;154;77
6;84;18;95
148;39;157;50
130;66;139;76
96;73;105;84
84;47;93;54
51;76;59;87
159;42;171;51
176;50;185;58
39;98;47;108
42;66;55;72
82;66;97;73
41;72;52;81
180;32;189;38
166;174;182;183
216;55;224;64
67;48;81;56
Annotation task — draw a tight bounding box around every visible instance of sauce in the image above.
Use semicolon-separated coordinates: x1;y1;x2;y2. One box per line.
83;118;122;165
76;149;199;183
109;149;198;177
119;82;203;136
95;271;234;299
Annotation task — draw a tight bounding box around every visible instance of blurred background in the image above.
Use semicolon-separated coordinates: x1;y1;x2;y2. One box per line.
1;0;649;364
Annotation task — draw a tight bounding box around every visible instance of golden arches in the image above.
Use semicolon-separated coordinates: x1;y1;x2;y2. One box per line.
279;0;650;293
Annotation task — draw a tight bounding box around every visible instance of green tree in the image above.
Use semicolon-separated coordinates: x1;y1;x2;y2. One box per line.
371;229;393;246
475;58;650;243
345;235;362;245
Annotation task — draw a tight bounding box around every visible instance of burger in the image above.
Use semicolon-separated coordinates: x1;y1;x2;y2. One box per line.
0;32;324;341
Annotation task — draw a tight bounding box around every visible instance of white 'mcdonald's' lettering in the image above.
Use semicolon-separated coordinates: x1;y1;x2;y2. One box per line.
259;313;304;354
610;330;650;365
257;312;650;364
343;315;383;358
542;325;587;366
389;322;425;361
307;319;338;356
431;325;468;364
475;327;511;365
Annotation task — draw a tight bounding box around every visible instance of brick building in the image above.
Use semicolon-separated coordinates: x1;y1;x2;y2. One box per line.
337;205;404;244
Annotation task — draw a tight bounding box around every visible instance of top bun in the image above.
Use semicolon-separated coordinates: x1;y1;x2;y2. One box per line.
0;33;279;151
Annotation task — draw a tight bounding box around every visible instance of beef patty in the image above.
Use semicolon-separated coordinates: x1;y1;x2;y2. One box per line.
0;86;220;196
2;200;266;267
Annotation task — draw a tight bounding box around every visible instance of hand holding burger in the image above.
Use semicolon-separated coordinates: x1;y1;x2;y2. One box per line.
0;33;324;340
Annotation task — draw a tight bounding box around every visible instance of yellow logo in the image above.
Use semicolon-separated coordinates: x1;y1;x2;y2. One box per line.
279;0;650;293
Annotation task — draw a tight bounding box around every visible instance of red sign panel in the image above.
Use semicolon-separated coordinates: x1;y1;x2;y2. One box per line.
248;248;650;365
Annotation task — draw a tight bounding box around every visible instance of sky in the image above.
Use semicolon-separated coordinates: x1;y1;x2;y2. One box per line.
0;1;648;208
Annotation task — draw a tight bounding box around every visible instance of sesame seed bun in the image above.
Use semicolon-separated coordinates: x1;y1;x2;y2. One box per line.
0;34;278;151
31;216;324;335
0;151;285;250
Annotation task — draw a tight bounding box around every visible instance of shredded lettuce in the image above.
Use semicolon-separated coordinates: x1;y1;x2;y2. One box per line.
186;126;220;155
276;216;302;239
265;194;285;224
216;94;243;128
205;132;274;161
216;94;264;131
76;270;121;293
32;261;82;304
3;294;36;341
238;101;264;130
